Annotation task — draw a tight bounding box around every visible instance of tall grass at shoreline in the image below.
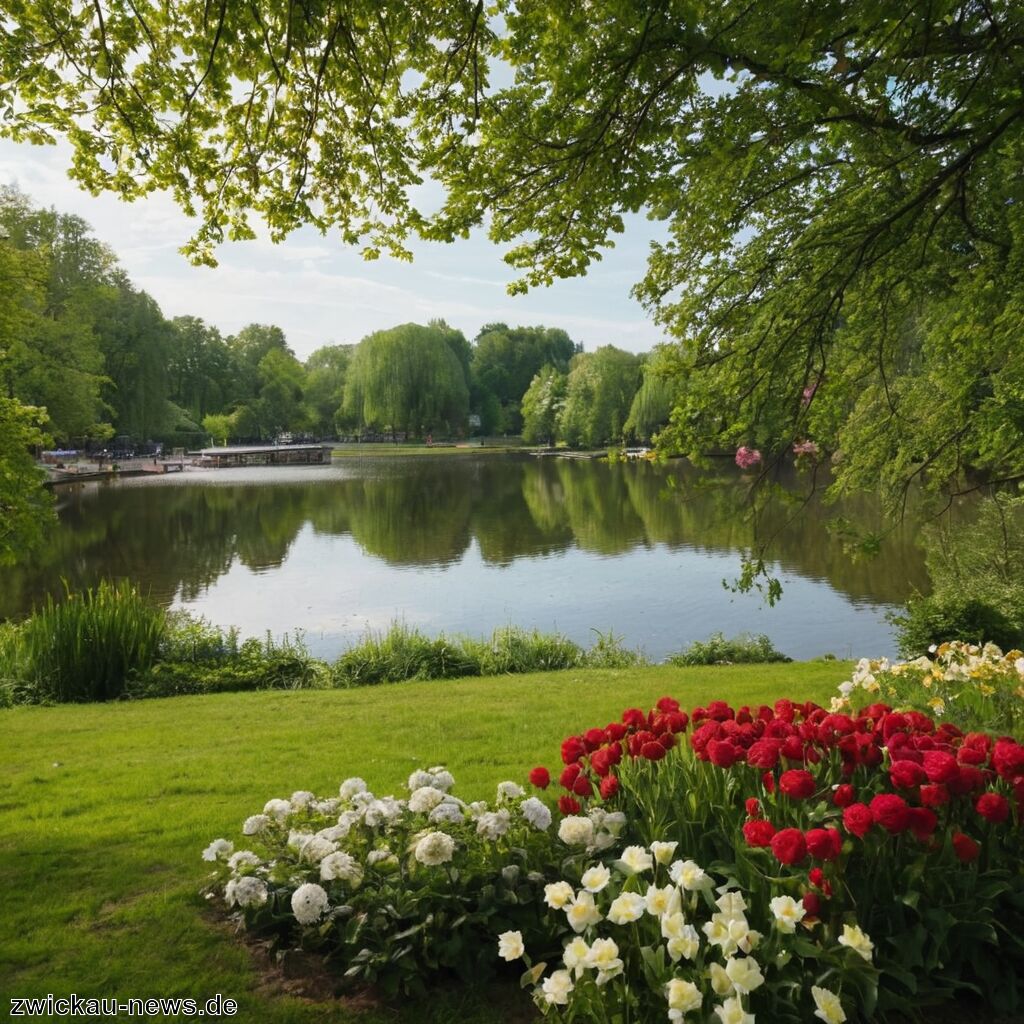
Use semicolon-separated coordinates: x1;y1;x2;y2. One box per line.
1;582;797;706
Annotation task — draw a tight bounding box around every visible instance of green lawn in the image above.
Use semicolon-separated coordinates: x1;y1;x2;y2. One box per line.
0;662;847;1022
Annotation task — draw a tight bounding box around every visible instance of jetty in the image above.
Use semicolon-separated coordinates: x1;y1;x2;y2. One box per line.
196;444;332;468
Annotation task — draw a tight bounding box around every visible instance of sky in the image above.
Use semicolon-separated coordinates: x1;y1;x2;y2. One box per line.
0;137;669;361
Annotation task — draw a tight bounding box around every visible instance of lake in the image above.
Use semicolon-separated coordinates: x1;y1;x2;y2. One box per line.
3;454;928;660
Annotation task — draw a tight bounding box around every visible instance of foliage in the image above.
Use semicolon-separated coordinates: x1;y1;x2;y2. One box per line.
0;580;166;702
558;347;642;448
891;594;1024;660
834;642;1024;738
343;323;471;436
0;396;53;565
624;354;676;443
667;632;791;667
521;366;567;446
523;694;1024;1022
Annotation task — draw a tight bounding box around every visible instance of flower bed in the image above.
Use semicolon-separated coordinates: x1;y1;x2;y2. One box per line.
205;685;1024;1021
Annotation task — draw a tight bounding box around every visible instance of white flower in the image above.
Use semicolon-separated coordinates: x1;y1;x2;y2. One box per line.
202;838;233;862
619;845;654;874
497;930;525;961
645;884;680;917
225;876;268;909
521;797;552;831
566;891;603;933
666;977;703;1017
812;986;847;1024
431;769;455;792
563;936;591;975
558;815;595;847
287;830;313;853
607;891;646;925
603;811;627;835
339;777;368;799
715;891;747;919
709;962;734;997
651;840;678;865
242;814;271;835
408;769;435;791
337;810;361;833
430;801;465;825
591;830;618;852
300;836;338;863
290;790;315;809
476;809;512;840
408;786;446;813
227;850;261;874
769;895;806;934
670;860;714;891
414;831;456;866
467;801;489;818
714;996;754;1024
263;798;291;821
666;925;701;963
497;780;525;802
580;864;611;893
724;957;764;994
838;923;874;961
290;882;329;925
367;848;396;868
585;937;623;983
351;790;375;807
317;824;349;843
320;851;363;885
541;969;574;1005
544;881;575;910
311;797;339;815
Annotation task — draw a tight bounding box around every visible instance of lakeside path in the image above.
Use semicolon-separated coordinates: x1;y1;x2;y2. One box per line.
1;662;845;1024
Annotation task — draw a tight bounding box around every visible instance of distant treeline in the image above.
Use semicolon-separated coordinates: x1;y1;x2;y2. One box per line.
0;187;676;449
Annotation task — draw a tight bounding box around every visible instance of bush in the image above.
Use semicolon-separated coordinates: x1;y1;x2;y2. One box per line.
667;631;791;666
331;623;480;687
890;593;1023;659
0;580;166;702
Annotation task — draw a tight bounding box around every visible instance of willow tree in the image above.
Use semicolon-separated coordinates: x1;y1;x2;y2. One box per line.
343;323;469;437
3;2;1023;513
559;346;642;449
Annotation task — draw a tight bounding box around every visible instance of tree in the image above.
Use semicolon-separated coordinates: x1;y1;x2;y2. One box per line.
343;323;469;436
5;3;1023;516
303;344;353;437
559;346;641;448
167;317;231;423
254;347;306;438
0;397;52;564
625;350;676;443
520;366;567;446
201;413;234;447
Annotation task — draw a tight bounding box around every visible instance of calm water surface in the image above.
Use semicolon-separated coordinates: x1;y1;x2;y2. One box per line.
3;455;928;660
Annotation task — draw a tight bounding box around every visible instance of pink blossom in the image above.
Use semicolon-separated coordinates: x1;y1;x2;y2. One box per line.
735;446;762;469
792;440;819;458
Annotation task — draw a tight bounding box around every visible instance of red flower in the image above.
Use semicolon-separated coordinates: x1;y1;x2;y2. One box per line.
952;831;980;863
561;736;587;765
805;827;842;861
802;891;822;916
779;769;816;800
584;727;606;749
832;784;855;808
919;783;949;807
770;827;807;865
640;740;667;761
745;797;761;818
889;760;927;788
922;750;959;784
707;740;741;768
762;772;776;793
808;868;832;896
742;820;777;848
656;696;680;713
869;793;910;834
949;765;986;795
606;721;628;742
622;707;647;730
559;763;582;789
528;766;550;789
780;736;806;762
599;775;619;800
572;774;594;797
557;795;580;815
976;792;1010;824
746;739;781;770
906;807;938;842
842;803;873;838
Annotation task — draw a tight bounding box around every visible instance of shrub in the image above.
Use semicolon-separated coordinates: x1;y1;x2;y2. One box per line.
331;623;481;687
581;630;648;669
1;580;166;702
667;632;791;667
890;594;1023;658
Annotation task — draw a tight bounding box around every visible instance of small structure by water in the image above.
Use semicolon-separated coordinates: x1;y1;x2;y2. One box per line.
197;444;332;468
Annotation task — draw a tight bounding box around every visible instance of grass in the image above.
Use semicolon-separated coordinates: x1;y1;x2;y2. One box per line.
0;661;847;1022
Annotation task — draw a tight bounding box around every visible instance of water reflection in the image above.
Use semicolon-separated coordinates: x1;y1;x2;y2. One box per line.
2;456;928;657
